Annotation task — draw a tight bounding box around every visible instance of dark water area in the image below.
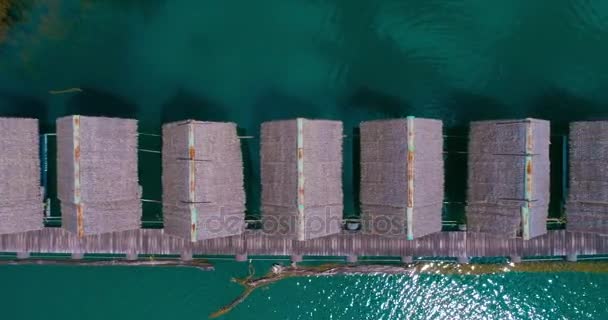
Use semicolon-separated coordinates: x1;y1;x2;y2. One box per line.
2;0;608;221
4;0;608;222
2;1;608;318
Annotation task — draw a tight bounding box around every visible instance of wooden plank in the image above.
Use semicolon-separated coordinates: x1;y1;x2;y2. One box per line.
0;228;605;258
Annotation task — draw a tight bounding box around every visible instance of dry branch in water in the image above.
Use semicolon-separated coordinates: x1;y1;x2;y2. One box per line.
209;261;608;318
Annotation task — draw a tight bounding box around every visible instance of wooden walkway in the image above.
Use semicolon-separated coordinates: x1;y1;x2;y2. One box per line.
1;228;606;259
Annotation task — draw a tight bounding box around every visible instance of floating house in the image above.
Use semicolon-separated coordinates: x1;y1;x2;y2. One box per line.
260;119;343;240
0;118;43;235
162;120;245;241
0;115;607;262
566;121;608;236
57;116;141;236
466;119;550;239
359;117;444;239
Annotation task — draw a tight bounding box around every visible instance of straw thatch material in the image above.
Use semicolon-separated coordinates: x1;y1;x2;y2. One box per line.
0;118;43;235
162;120;245;241
359;118;443;239
566;121;608;236
260;119;343;241
57;116;141;236
466;119;550;239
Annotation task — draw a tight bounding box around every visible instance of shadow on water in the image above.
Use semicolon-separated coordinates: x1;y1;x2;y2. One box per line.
344;86;411;119
64;88;156;222
238;126;259;219
341;87;412;218
443;90;515;223
0;90;49;131
445;90;516;133
529;87;608;135
0;89;54;219
250;89;319;124
247;90;322;219
160;90;259;218
528;87;608;218
160;89;229;123
349;126;361;219
64;87;139;119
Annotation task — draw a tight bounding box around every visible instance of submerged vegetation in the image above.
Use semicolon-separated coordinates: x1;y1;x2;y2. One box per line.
0;0;10;42
210;260;608;318
48;87;82;95
0;0;35;43
0;257;214;270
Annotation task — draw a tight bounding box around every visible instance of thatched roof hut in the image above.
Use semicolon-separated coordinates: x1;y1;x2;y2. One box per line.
0;117;43;234
162;120;245;241
359;117;443;239
466;119;550;239
566;121;608;236
57;116;141;236
260;119;343;241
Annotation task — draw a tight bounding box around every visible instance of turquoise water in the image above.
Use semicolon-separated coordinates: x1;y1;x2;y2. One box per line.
3;1;608;319
3;0;608;221
0;262;607;319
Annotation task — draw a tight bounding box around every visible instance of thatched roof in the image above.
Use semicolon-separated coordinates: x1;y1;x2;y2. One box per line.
466;119;550;239
162;120;245;241
260;119;343;241
359;118;443;239
566;121;608;236
0;117;43;235
57;116;141;236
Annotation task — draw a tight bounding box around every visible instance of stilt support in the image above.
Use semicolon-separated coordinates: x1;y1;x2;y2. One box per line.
457;256;469;264
401;256;413;264
71;252;85;260
235;254;248;262
16;252;30;260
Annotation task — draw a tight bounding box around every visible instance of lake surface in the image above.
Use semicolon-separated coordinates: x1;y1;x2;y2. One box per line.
3;0;608;221
0;260;607;320
2;1;608;319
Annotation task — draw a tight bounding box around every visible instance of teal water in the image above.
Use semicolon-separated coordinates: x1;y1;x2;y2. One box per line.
2;1;608;319
0;262;607;319
3;0;608;221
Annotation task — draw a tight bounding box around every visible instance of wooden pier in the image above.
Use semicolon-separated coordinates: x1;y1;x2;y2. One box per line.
1;117;607;263
0;228;606;260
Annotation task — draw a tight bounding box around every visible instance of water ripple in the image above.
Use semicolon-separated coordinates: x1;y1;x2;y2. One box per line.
261;270;608;320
